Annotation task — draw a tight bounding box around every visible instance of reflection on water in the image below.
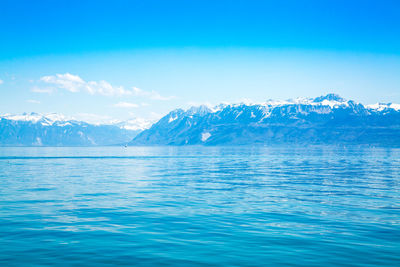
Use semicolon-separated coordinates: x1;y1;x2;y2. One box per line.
0;146;399;266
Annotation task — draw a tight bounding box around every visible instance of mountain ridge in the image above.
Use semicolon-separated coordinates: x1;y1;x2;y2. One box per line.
0;113;146;146
130;94;400;146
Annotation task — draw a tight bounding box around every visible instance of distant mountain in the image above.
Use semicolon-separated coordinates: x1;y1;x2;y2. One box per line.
130;94;400;146
0;113;145;146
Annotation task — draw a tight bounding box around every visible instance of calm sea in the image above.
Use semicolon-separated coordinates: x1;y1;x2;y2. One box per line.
0;146;399;266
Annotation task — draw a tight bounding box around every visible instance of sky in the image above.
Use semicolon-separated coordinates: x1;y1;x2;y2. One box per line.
1;0;400;123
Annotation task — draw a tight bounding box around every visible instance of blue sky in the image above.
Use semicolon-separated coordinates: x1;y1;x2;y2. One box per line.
1;0;400;122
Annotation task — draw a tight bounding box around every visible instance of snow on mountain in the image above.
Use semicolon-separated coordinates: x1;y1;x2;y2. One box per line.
0;112;149;146
313;93;346;103
0;112;152;130
367;103;400;112
113;117;153;131
130;94;400;146
1;112;71;125
260;93;349;109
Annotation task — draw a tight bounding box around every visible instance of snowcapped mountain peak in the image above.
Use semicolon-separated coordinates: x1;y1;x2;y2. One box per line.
367;103;400;111
174;95;352;118
131;93;400;146
0;112;70;125
113;117;153;131
0;112;145;146
313;93;346;103
43;113;70;122
0;112;153;131
186;105;213;116
263;99;292;107
210;103;228;113
290;97;313;104
259;94;349;108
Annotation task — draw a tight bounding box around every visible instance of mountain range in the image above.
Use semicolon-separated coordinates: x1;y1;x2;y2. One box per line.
130;94;400;146
2;94;400;146
0;113;144;146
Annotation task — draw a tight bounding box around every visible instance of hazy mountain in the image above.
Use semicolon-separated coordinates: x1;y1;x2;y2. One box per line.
0;113;145;146
130;94;400;146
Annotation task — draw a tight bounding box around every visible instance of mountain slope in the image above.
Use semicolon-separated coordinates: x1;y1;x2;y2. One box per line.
0;113;142;146
130;94;400;146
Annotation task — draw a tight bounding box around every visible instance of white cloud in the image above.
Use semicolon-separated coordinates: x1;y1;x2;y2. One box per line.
114;102;139;108
40;73;84;93
0;79;3;85
31;86;54;94
39;73;132;96
132;87;175;101
36;73;175;100
26;99;40;104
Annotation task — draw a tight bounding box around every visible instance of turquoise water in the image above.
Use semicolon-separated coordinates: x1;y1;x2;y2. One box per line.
0;146;399;266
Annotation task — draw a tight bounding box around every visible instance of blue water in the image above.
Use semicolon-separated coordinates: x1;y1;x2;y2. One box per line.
0;146;399;266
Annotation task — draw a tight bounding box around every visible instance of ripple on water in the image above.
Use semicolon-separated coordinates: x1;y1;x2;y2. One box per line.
0;146;399;266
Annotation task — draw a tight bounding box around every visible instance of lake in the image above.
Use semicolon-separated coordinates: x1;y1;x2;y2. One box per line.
0;146;399;266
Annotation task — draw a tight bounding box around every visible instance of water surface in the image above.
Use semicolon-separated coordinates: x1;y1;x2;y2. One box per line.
0;146;399;266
